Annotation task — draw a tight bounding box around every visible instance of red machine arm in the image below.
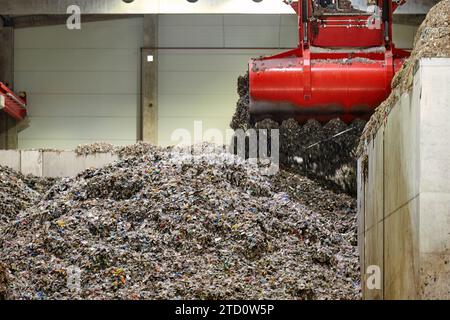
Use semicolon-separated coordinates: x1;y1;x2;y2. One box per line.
0;82;27;121
248;0;410;124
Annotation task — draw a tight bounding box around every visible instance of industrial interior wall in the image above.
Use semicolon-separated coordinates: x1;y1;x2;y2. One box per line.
358;58;450;300
11;14;417;149
14;18;144;149
156;14;297;146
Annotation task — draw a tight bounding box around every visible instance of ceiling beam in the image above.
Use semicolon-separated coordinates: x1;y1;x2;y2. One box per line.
11;14;143;29
0;0;439;15
9;13;426;30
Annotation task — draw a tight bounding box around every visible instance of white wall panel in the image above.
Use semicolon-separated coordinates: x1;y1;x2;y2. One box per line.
159;15;222;26
158;49;277;146
158;50;269;71
15;49;140;72
15;71;138;95
159;71;239;95
15;19;143;49
158;26;225;48
280;15;297;26
25;94;138;118
224;26;281;48
156;14;296;146
223;14;281;26
158;94;234;118
14;18;143;149
280;26;298;48
158;14;297;49
19;117;137;140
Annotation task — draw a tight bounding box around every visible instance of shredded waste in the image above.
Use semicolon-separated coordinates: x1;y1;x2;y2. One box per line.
2;0;448;302
75;141;161;159
230;73;365;196
358;0;450;155
0;166;59;230
0;144;360;300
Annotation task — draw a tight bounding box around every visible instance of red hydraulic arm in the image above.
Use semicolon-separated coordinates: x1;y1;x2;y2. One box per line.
0;82;27;121
249;0;410;124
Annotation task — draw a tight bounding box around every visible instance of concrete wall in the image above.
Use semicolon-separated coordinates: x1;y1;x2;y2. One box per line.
0;150;118;177
358;58;450;299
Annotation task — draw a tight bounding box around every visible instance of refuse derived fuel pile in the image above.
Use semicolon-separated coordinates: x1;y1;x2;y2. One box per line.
230;73;366;196
0;145;360;300
0;167;59;230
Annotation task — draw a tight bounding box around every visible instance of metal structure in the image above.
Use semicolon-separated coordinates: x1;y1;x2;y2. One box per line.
0;82;27;120
0;0;437;14
249;0;410;123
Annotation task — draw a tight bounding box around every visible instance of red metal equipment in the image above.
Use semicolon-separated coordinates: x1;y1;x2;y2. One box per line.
0;82;27;121
249;0;410;124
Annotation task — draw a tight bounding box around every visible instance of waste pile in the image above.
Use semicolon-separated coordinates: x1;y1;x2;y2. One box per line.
0;166;40;229
358;0;450;153
0;262;8;300
230;73;365;196
75;142;116;156
75;141;161;159
0;145;360;300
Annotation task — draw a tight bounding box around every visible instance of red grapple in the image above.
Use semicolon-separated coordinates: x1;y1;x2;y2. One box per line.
249;0;410;124
0;82;27;121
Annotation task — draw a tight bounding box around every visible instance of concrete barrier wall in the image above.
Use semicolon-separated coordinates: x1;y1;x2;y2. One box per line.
0;150;118;177
358;58;450;299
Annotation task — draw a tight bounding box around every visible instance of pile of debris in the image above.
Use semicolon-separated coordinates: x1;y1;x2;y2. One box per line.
0;263;8;300
75;141;162;159
75;142;116;156
230;73;251;132
0;166;40;229
0;145;359;300
358;0;450;154
230;73;365;195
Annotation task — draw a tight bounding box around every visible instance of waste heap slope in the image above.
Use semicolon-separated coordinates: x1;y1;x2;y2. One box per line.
230;73;365;196
1;146;360;300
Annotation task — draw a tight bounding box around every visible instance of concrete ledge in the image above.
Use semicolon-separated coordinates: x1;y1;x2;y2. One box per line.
21;150;42;176
0;150;20;171
420;252;450;299
0;150;119;177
